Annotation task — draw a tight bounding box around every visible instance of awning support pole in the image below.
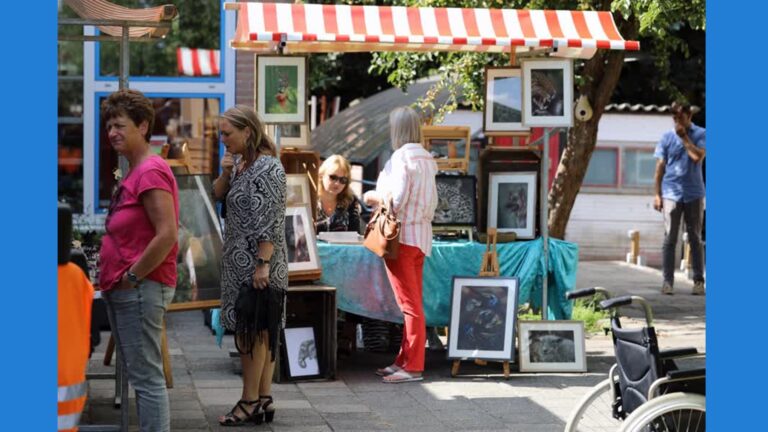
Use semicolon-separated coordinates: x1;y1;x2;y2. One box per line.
119;26;129;90
118;26;130;177
541;127;551;320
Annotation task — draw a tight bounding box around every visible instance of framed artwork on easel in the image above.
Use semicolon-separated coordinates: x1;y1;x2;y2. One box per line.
487;171;538;239
447;276;520;362
433;174;477;226
521;58;573;127
483;67;530;134
285;204;321;278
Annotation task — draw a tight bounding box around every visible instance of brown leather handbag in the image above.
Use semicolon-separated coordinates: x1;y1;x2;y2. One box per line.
363;198;401;259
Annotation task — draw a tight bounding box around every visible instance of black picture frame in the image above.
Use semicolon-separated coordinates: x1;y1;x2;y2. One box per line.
447;276;520;361
433;174;477;226
281;326;322;380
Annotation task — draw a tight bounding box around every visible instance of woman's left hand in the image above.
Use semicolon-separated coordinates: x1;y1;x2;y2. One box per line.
252;263;269;290
363;190;380;207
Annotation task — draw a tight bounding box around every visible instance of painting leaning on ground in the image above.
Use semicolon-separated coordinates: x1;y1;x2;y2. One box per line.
528;330;576;363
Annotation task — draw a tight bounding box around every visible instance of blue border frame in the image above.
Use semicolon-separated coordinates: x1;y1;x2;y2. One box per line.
9;2;55;429
94;0;226;83
94;91;224;213
708;1;763;429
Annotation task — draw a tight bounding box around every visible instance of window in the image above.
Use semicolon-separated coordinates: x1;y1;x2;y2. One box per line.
623;149;656;187
97;0;221;79
97;95;221;209
583;148;618;186
58;21;85;211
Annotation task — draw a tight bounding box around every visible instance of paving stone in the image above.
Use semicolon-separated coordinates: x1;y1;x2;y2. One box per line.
312;403;372;413
76;262;704;432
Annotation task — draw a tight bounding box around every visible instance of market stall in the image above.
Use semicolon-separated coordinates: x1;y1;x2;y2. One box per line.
222;2;639;377
225;0;638;315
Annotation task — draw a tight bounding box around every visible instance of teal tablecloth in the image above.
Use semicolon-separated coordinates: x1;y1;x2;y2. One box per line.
318;238;578;326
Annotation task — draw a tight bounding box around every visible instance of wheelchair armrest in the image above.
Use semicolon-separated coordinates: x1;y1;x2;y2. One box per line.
659;347;699;359
667;368;706;380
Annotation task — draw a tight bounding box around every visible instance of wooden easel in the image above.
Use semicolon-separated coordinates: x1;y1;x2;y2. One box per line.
451;228;511;379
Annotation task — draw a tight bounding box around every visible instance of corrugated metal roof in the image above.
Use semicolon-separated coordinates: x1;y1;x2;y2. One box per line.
310;78;451;165
311;97;700;165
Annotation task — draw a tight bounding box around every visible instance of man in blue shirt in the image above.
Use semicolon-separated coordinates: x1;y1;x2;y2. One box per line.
653;101;706;295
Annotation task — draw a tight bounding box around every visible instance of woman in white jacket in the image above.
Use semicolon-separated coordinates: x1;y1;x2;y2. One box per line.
363;106;438;383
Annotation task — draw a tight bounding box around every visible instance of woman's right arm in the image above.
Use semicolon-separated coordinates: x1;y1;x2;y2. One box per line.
213;152;235;201
212;170;231;201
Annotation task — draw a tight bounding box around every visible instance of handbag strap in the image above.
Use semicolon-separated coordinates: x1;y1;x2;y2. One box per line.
376;200;400;240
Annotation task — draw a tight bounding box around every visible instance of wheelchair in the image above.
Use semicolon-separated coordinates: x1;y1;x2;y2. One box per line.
563;287;705;432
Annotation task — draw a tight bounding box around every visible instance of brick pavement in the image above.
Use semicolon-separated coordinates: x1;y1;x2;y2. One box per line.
81;261;705;431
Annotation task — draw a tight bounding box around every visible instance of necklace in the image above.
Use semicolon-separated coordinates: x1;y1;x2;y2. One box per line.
321;198;336;216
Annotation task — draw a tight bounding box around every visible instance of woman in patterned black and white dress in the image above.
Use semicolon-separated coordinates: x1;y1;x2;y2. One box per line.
212;105;287;426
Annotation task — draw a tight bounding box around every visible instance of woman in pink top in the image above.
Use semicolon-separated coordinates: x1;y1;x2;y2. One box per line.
364;106;438;383
99;89;179;432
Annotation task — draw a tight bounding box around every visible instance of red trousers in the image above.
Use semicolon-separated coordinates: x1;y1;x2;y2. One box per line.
384;243;426;372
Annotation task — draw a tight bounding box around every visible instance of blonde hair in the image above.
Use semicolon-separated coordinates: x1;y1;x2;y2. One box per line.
318;155;355;209
220;105;276;164
389;106;422;150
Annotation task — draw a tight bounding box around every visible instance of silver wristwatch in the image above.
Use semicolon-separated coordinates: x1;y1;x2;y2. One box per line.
126;271;141;285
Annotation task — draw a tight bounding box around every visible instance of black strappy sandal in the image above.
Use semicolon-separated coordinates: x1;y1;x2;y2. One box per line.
260;395;276;423
219;399;262;426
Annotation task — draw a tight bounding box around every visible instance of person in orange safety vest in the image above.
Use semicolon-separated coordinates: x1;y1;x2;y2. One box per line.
59;203;93;432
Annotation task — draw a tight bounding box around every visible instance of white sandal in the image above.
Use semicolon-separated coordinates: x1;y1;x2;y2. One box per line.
382;369;423;383
375;364;401;377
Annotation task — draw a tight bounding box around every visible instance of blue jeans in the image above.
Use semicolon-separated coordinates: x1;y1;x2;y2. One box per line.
662;198;705;285
105;280;174;432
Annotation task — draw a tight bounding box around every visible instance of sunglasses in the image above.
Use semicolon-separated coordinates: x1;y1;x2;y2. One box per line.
328;174;349;185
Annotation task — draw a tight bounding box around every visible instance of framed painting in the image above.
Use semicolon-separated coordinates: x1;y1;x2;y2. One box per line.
267;123;310;149
487;172;537;239
433;174;477;226
282;327;320;378
256;55;307;124
518;320;586;372
483;67;529;134
285;204;320;274
171;174;223;306
447;276;519;361
521;58;573;127
285;174;312;206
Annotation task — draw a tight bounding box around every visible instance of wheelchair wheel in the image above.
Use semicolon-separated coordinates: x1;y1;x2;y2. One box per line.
564;378;623;432
618;392;705;432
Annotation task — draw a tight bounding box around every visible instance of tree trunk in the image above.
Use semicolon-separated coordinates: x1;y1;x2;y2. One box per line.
547;15;639;239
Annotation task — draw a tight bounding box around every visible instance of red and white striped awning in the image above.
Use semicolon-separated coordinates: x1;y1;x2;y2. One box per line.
64;0;177;38
226;2;639;58
177;47;221;76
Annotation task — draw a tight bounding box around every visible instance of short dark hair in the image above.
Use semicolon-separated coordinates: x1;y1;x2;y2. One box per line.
670;100;692;115
101;89;155;141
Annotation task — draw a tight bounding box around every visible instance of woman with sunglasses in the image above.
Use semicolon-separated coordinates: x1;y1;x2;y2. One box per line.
99;89;179;432
315;155;360;233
